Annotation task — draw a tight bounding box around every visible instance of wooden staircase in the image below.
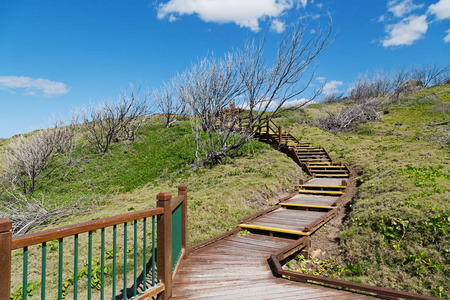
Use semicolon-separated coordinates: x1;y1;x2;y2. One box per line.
172;117;435;299
255;118;351;178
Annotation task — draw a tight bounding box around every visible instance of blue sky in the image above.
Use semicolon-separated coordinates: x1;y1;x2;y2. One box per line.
0;0;449;138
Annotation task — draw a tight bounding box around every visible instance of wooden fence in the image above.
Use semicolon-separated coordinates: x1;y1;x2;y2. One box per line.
0;185;187;300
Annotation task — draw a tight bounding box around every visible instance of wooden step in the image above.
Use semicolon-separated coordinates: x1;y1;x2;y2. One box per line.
310;170;349;174
308;166;346;169
238;224;310;236
315;174;350;178
298;185;346;189
298;190;345;195
280;203;336;210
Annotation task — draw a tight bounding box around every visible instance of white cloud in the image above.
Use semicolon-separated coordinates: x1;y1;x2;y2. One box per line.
316;3;323;8
315;76;326;84
281;98;313;107
382;14;428;47
387;0;424;17
444;29;450;42
322;80;343;95
270;19;285;33
0;76;69;97
156;0;299;32
238;98;312;110
428;0;450;20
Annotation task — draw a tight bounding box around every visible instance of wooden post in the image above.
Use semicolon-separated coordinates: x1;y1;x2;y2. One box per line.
266;118;270;138
278;125;282;145
157;193;173;300
178;185;188;259
0;219;12;300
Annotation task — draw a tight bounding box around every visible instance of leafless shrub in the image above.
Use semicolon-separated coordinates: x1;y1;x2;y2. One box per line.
176;20;333;166
411;63;449;88
389;68;412;102
77;85;149;152
0;191;86;235
349;71;391;101
154;80;186;128
120;85;150;140
317;98;380;132
2;125;75;194
322;92;345;104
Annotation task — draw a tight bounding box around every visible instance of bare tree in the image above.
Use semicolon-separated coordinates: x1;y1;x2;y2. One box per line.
411;63;449;87
175;20;333;166
2;124;74;194
78;85;149;152
175;53;244;132
349;70;391;101
154;81;186;128
120;84;150;140
389;68;411;103
322;92;345;104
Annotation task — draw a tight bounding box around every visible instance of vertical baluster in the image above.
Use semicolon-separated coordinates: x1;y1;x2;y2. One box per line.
74;234;78;300
151;216;155;287
58;238;63;300
112;225;117;298
88;231;92;300
41;242;46;300
23;246;28;300
143;218;147;291
133;220;137;296
123;222;127;300
101;228;105;300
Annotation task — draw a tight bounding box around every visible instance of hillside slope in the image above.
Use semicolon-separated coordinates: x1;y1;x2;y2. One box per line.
281;84;450;298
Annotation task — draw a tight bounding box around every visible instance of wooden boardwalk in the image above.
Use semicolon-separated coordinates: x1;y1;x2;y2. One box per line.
169;119;437;300
172;232;374;299
171;122;377;299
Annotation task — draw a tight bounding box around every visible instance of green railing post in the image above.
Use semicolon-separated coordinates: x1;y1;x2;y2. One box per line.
178;185;188;259
0;219;12;300
157;192;173;300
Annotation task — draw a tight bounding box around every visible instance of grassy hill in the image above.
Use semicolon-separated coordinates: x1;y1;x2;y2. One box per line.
278;84;450;298
0;118;303;245
1;84;449;298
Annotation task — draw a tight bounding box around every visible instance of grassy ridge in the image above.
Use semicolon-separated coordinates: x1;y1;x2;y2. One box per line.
281;84;450;298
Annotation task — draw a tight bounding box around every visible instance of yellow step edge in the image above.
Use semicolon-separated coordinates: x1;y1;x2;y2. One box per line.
309;166;346;169
280;203;337;210
315;174;349;177
298;190;345;195
298;185;346;189
291;148;321;151
239;224;310;236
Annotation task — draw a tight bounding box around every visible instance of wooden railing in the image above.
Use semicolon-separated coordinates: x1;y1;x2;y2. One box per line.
0;185;187;300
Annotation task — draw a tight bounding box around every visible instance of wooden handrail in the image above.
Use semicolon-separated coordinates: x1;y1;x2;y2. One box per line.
170;195;185;211
2;185;189;300
12;207;164;249
268;254;437;300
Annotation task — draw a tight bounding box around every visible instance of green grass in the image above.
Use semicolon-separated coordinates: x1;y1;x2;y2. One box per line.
3;117;304;299
3;84;450;298
281;84;450;298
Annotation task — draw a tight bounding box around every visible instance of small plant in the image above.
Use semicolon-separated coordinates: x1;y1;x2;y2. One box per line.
10;281;40;300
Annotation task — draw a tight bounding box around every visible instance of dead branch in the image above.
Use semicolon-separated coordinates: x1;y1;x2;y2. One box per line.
0;191;88;235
